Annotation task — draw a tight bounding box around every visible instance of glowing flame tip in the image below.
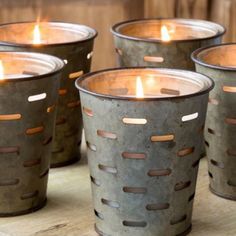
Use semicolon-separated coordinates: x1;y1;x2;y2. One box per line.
161;25;171;42
33;24;41;45
136;76;144;98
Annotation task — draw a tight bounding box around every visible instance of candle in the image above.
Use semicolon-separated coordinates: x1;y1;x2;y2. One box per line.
0;51;64;216
76;67;213;236
112;18;225;70
0;21;97;167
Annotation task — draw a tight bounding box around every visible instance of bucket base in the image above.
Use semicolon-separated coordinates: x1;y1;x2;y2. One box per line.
0;198;47;217
209;185;236;201
95;224;192;236
50;156;81;168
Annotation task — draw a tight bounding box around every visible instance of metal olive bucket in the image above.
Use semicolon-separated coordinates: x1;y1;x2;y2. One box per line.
0;51;64;216
111;18;225;70
0;21;97;167
192;43;236;200
76;68;214;236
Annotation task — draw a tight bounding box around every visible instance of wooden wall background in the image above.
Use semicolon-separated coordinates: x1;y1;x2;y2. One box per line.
0;0;234;70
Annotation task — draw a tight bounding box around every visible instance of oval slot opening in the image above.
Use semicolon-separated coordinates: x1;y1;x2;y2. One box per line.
115;48;123;56
69;70;84;79
0;114;21;121
208;128;215;135
188;193;195;202
210;159;224;169
101;198;120;208
223;86;236;93
86;141;97;152
26;126;44;135
146;203;169;211
160;88;180;96
23;158;41;167
67;101;80;108
178;147;194;157
122;152;146;160
225;118;236;125
98;164;117;174
59;89;67;95
148;169;171;177
174;181;191;191
123;221;147;228
21;191;39;200
94;209;104;220
0;146;20;155
90;176;101;186
87;52;93;59
43;136;53;146
123;187;147;194
151;134;174;142
28;93;46;102
97;130;117;140
182;112;198;122
0;178;19;186
39;169;49;178
122;118;147;125
144;56;164;63
83;107;93;117
47;105;56;113
208;172;213;178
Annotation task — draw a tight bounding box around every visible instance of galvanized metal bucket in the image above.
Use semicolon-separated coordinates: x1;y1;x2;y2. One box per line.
111;18;225;70
0;22;97;167
76;68;214;236
0;51;64;216
192;43;236;200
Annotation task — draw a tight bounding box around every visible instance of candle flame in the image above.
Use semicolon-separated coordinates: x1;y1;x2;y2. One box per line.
0;61;4;80
136;77;144;98
161;25;171;42
33;24;41;44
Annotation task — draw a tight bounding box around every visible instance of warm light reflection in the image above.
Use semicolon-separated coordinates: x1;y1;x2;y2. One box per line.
0;61;4;80
161;25;171;42
33;24;41;44
136;77;144;98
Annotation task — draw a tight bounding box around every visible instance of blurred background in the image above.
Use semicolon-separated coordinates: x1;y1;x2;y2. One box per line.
0;0;234;70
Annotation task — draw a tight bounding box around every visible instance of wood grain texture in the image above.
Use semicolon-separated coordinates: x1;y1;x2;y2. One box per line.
0;139;235;236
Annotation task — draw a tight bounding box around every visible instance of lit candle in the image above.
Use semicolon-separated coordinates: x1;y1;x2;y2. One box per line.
112;19;225;70
0;51;64;216
0;21;97;167
76;67;214;236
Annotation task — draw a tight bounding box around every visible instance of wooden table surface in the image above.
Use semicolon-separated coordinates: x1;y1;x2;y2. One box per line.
0;143;235;236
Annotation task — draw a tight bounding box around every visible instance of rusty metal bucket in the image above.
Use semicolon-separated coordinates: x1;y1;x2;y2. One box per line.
76;67;213;236
192;43;236;200
0;51;63;216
